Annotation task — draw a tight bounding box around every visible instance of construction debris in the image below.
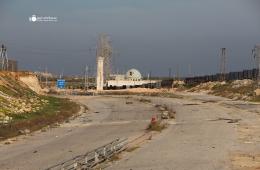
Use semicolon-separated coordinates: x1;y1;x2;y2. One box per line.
231;79;254;88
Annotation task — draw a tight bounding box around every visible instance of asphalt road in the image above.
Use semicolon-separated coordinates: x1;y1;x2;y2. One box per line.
0;95;156;170
108;94;260;170
0;93;260;170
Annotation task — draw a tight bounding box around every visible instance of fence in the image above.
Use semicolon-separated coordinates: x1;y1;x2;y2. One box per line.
46;138;128;170
184;68;259;85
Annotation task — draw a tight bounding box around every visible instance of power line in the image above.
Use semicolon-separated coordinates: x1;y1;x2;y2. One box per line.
0;44;8;71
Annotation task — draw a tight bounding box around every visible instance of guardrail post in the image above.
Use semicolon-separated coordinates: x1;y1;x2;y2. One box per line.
85;156;88;164
73;161;78;168
95;152;99;163
103;147;106;157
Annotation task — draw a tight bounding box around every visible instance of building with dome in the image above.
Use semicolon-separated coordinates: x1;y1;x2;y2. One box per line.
107;68;160;89
126;69;142;81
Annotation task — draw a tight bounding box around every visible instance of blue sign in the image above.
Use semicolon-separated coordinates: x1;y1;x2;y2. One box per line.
57;79;65;89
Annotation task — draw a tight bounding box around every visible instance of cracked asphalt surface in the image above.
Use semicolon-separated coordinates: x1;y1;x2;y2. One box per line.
0;93;260;170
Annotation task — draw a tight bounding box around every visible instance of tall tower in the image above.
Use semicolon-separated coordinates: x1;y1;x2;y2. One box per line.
96;57;104;91
220;48;227;81
96;34;112;82
96;34;112;91
0;44;8;71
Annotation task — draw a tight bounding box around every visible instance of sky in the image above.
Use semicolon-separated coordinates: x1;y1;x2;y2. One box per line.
0;0;260;77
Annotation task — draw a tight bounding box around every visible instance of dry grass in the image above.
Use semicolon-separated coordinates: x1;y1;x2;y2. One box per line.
204;81;257;101
110;154;121;161
147;121;167;132
139;98;151;103
158;104;176;119
0;96;80;140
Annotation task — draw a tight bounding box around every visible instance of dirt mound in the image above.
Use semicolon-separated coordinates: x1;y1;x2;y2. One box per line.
186;79;257;100
188;81;223;93
19;74;43;94
231;79;254;88
0;72;46;121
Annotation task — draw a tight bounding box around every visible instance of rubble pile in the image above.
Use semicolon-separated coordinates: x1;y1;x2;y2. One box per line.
188;81;223;93
187;79;256;101
231;79;254;88
19;74;44;94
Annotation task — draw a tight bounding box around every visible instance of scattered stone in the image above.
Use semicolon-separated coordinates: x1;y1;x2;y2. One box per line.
232;79;253;88
255;89;260;96
161;111;169;119
11;138;18;142
4;140;12;145
154;104;162;108
50;123;60;128
159;107;166;111
24;129;30;134
18;129;30;135
168;111;176;119
126;101;133;104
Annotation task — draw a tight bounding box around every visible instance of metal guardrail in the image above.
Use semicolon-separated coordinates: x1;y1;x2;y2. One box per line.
46;138;128;170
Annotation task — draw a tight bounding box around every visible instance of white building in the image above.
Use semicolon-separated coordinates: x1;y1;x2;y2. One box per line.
107;68;160;88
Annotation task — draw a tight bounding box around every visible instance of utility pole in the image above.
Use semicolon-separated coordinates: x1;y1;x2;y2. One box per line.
220;48;227;81
176;64;179;81
45;66;48;88
188;64;192;77
38;66;42;85
84;65;89;91
253;44;260;86
168;68;172;79
59;69;64;79
149;71;152;88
